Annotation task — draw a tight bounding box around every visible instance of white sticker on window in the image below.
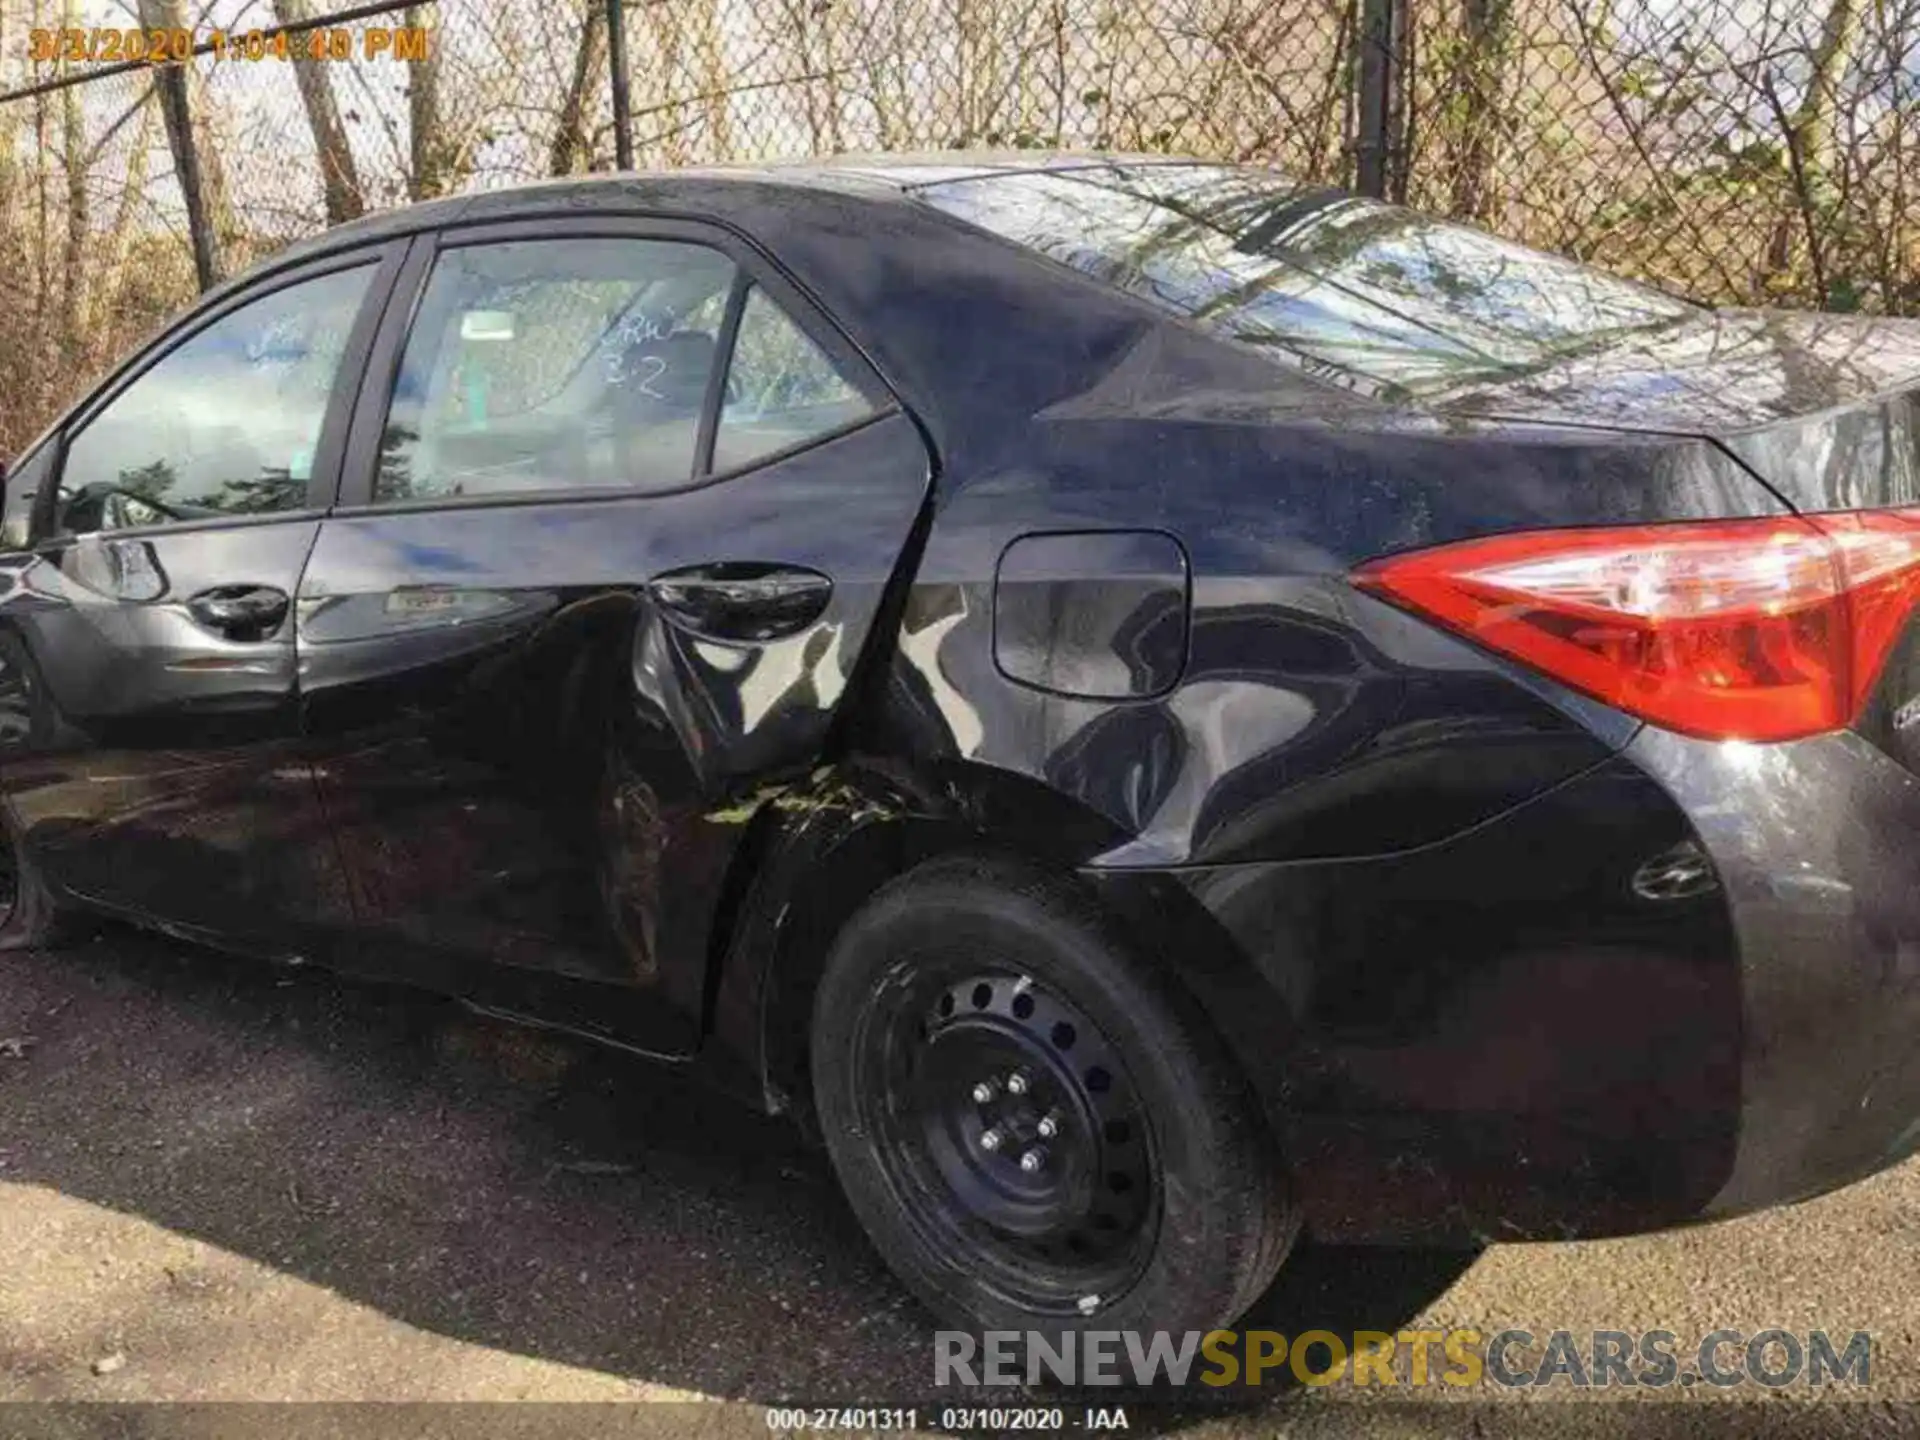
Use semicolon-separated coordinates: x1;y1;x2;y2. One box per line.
459;310;517;342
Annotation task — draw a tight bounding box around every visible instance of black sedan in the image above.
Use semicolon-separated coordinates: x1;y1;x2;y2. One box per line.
4;152;1920;1339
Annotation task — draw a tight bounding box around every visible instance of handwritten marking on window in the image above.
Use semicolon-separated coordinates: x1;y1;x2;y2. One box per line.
630;354;668;399
601;309;674;386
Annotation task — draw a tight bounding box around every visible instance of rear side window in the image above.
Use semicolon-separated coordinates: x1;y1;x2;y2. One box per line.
375;238;735;502
919;163;1695;401
713;285;875;473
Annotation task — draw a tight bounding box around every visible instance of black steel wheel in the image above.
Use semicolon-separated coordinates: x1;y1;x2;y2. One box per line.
811;854;1297;1336
861;966;1160;1315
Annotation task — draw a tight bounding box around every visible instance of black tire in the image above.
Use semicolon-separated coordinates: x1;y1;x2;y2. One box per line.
810;853;1298;1336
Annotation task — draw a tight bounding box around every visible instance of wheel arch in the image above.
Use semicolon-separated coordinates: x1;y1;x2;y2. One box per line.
704;756;1303;1139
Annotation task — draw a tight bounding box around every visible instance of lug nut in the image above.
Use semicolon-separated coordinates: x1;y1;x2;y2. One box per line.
1005;1070;1031;1096
1019;1146;1049;1173
970;1079;999;1104
979;1126;1006;1152
1037;1112;1061;1139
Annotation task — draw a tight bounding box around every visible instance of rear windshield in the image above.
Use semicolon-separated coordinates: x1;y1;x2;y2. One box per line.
917;163;1697;401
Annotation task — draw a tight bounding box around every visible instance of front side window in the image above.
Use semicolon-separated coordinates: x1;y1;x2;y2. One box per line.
57;264;373;534
919;163;1696;401
713;285;876;472
374;239;736;503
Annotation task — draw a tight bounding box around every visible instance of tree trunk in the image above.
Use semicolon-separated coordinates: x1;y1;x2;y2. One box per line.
695;0;733;160
273;0;364;223
0;0;17;234
652;6;692;165
1449;0;1512;222
188;85;237;267
32;0;52;376
89;89;157;344
406;3;450;200
138;0;232;277
1766;0;1863;283
59;0;86;368
550;0;609;175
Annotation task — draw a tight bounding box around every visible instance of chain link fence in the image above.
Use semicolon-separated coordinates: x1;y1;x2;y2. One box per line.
0;0;1914;453
1398;0;1920;314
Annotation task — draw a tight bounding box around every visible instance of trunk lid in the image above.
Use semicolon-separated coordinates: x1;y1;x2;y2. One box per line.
1439;308;1920;513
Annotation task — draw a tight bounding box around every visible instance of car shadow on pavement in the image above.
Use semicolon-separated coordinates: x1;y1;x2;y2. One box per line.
0;926;1478;1416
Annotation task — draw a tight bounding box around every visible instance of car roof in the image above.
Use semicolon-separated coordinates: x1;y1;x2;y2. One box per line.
221;150;1214;316
696;151;1210;189
264;151;1206;259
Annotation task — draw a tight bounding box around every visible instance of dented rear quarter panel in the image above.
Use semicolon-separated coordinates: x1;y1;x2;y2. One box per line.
706;189;1787;1241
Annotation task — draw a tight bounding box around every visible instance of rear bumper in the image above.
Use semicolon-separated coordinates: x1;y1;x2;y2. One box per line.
1627;725;1920;1219
1088;728;1920;1244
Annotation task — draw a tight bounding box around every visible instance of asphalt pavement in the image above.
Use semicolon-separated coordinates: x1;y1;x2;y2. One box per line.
1;928;1915;1438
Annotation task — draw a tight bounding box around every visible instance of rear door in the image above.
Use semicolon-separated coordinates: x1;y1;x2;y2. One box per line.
299;218;932;1054
0;243;403;952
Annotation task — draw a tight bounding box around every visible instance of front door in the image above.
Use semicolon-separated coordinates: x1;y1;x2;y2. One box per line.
0;245;401;953
299;221;932;1054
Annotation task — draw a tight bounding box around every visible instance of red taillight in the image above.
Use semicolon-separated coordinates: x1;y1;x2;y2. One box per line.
1351;512;1920;742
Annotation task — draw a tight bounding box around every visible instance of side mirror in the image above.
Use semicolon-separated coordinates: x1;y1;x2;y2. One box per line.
0;461;24;554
